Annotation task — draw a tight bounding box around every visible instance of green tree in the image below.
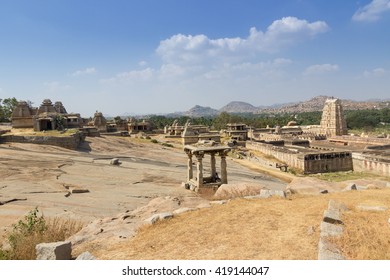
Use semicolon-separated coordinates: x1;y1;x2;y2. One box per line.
0;97;18;122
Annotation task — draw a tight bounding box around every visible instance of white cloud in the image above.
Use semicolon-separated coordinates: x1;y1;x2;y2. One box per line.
138;61;148;67
71;67;97;76
363;67;386;77
352;0;390;22
100;68;155;84
156;17;329;64
303;64;339;75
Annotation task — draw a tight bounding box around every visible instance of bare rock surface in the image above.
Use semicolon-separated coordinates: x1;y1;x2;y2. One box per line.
0;136;287;253
214;183;265;199
76;251;96;260
286;177;343;195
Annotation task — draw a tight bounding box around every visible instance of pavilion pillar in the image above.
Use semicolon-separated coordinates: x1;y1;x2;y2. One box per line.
195;152;204;189
220;151;228;184
210;153;216;181
186;151;193;181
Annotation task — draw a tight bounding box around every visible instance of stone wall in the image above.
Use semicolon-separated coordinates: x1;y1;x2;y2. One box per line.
329;136;390;146
352;152;390;177
0;132;84;150
11;117;34;128
247;142;353;174
247;142;304;171
304;152;353;174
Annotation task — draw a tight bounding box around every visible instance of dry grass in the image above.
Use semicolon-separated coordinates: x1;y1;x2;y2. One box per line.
93;189;390;260
4;128;78;137
331;191;390;260
309;171;386;182
5;217;83;260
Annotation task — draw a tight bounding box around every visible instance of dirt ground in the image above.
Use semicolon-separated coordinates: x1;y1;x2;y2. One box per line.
0;135;286;242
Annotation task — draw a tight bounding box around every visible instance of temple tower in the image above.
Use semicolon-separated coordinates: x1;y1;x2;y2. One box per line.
320;98;347;136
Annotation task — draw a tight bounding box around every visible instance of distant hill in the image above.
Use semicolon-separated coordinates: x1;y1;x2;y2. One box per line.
258;95;390;114
183;105;219;117
126;96;390;118
219;101;258;113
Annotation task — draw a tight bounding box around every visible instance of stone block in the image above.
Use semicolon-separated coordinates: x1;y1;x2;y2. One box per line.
273;190;286;198
357;205;388;212
328;200;349;212
144;215;160;225
259;189;272;198
36;241;72;260
158;212;174;220
210;200;227;205
144;212;173;225
318;238;345;260
110;158;121;165
70;188;90;194
196;203;211;209
320;222;343;237
344;183;357;191
323;209;343;225
173;207;197;215
76;251;96;260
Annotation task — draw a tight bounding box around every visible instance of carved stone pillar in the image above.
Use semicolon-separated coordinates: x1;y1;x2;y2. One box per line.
195;152;204;189
210;153;216;181
186;151;193;181
220;151;228;184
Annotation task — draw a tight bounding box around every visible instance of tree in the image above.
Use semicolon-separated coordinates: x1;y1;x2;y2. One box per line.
0;97;18;122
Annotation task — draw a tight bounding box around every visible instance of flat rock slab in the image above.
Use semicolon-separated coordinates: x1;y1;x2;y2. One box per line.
258;189;286;199
76;251;96;260
343;183;368;191
357;205;388;212
144;212;173;225
173;207;197;215
36;241;72;260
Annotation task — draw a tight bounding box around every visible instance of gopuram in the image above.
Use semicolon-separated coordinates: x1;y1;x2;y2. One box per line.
184;141;231;192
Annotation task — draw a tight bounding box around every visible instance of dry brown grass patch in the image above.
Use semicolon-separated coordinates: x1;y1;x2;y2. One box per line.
97;195;328;260
90;189;390;260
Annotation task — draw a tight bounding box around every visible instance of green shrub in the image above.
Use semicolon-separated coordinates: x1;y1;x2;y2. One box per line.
2;207;83;260
150;139;158;143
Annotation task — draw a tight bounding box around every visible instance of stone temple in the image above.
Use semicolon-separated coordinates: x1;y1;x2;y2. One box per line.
320;98;347;137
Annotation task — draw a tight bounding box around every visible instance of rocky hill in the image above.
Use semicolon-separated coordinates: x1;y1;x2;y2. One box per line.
159;96;390;118
219;101;258;113
183;105;219;117
258;96;390;114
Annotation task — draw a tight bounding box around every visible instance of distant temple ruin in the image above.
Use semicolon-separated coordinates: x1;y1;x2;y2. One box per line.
245;97;390;176
12;99;82;131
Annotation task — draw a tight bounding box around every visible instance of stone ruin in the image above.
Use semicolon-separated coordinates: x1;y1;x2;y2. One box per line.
181;120;220;145
91;111;107;132
128;118;152;134
183;141;231;192
165;119;209;137
11;99;82;131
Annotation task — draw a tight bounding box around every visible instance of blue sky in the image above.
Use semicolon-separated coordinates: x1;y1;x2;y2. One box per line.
0;0;389;117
